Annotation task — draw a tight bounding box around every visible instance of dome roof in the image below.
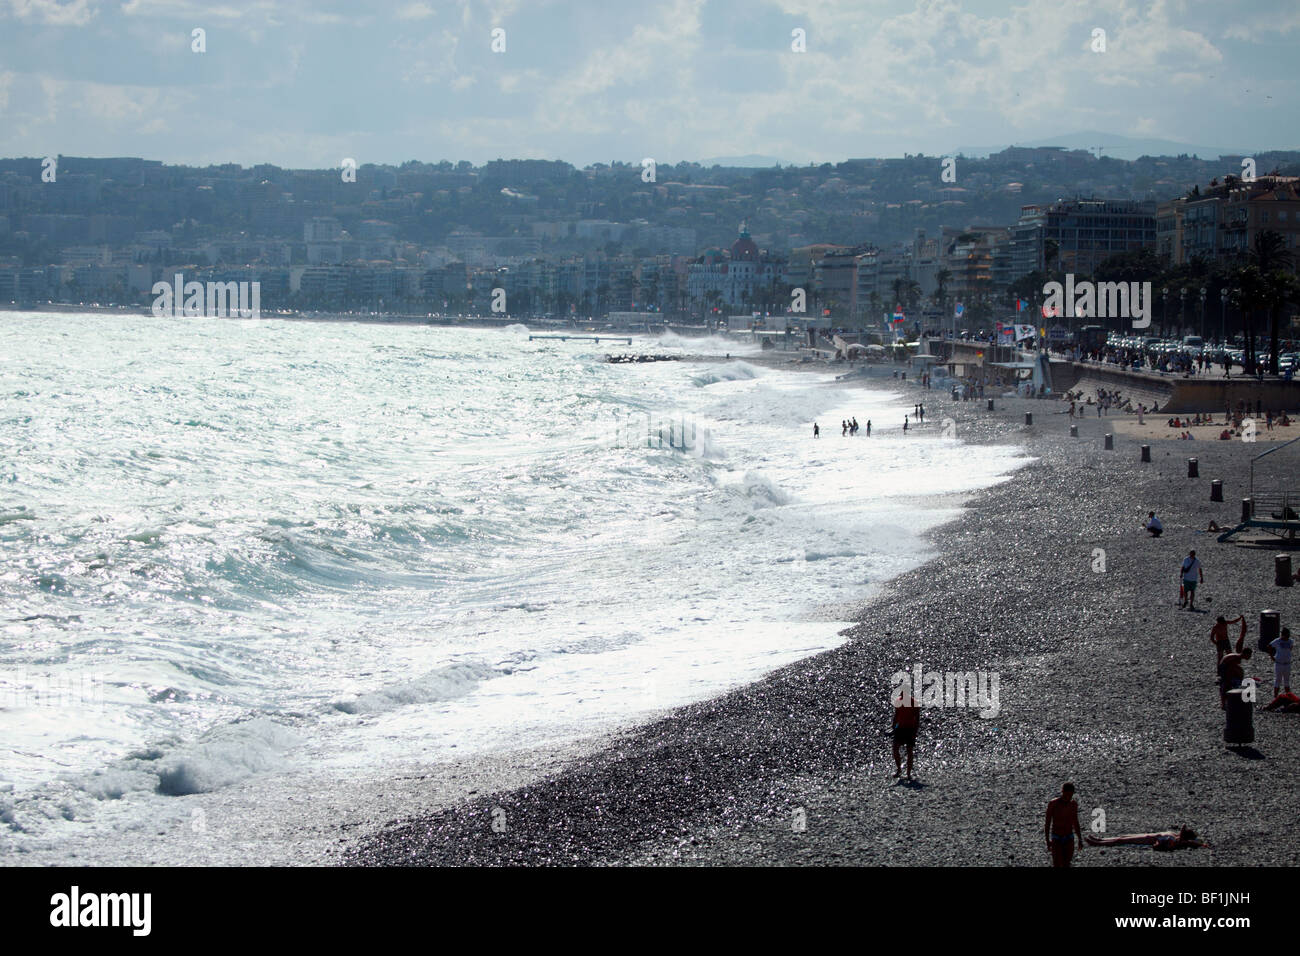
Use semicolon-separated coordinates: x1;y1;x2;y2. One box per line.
730;228;759;261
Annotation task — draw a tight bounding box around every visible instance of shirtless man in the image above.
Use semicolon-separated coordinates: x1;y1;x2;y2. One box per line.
1210;615;1246;663
1218;644;1254;709
1044;782;1084;867
891;688;921;781
1086;827;1209;851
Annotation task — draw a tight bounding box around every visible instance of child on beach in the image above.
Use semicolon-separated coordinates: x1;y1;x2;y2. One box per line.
1270;627;1292;694
1144;512;1163;537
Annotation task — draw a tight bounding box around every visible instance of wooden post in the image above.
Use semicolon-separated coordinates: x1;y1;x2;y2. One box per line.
1140;445;1151;462
1025;413;1033;425
1070;425;1078;437
1210;480;1223;501
987;399;994;411
1188;458;1199;478
1242;498;1253;522
1104;434;1113;450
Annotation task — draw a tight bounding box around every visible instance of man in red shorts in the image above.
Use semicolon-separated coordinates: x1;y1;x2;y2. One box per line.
891;687;921;781
1045;782;1084;867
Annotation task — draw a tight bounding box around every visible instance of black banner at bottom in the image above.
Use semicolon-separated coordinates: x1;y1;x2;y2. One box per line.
0;866;1283;943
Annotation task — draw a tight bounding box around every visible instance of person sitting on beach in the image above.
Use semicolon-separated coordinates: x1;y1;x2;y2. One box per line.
1144;512;1163;537
891;688;921;781
1210;615;1246;663
1045;783;1084;867
1220;429;1232;440
1085;827;1209;851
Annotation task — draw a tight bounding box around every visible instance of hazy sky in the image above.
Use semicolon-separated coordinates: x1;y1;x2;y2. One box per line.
1;0;1297;168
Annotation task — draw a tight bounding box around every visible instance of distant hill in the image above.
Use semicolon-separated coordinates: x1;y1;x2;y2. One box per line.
950;130;1290;161
697;154;792;168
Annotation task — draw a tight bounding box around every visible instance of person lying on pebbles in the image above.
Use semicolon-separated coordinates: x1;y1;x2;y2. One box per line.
1086;827;1210;851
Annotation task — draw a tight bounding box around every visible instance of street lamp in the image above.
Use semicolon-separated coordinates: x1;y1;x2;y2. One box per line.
1161;287;1169;338
1179;287;1188;336
1199;287;1207;341
1219;288;1228;346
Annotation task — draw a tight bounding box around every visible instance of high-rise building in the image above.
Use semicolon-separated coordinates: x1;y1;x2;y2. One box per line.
1008;198;1157;279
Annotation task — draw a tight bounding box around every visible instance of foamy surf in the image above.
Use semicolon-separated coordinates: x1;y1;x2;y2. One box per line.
0;315;1030;860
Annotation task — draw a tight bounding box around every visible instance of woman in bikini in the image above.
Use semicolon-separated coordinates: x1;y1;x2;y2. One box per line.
1086;826;1209;851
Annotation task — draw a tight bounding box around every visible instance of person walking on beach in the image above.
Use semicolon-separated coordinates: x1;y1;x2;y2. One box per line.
1210;615;1246;663
903;416;909;434
1179;550;1203;610
866;419;871;436
813;422;820;438
919;404;925;423
1144;512;1163;537
851;417;859;435
1045;783;1084;867
891;688;920;781
842;420;848;437
1270;627;1293;694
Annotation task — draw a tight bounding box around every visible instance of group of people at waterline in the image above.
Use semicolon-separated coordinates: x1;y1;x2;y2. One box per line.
812;404;925;438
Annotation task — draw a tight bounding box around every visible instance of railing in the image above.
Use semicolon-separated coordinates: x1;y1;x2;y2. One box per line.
1247;493;1300;522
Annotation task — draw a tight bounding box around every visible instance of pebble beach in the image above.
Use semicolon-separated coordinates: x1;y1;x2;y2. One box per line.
344;361;1300;867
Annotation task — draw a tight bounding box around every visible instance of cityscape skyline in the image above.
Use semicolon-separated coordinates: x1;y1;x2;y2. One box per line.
1;0;1298;169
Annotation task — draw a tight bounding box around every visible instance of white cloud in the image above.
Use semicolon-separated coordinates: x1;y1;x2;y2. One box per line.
6;0;97;25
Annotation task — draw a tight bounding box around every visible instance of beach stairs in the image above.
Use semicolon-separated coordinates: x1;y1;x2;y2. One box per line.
1069;373;1171;414
1217;492;1300;542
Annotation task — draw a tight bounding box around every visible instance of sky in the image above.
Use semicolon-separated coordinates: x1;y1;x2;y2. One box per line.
0;0;1297;169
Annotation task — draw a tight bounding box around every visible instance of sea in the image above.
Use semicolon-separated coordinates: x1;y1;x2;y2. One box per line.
0;313;1030;863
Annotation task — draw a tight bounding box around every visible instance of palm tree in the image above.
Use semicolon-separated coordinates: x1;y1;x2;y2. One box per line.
1044;239;1060;276
1250;230;1295;374
1233;265;1270;372
934;268;952;332
891;277;921;313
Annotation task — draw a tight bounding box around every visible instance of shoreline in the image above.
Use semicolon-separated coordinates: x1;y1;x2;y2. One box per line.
344;363;1300;867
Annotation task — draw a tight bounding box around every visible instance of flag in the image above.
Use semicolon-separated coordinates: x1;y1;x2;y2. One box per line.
954;302;964;317
892;308;905;324
1014;324;1036;341
1016;298;1028;313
